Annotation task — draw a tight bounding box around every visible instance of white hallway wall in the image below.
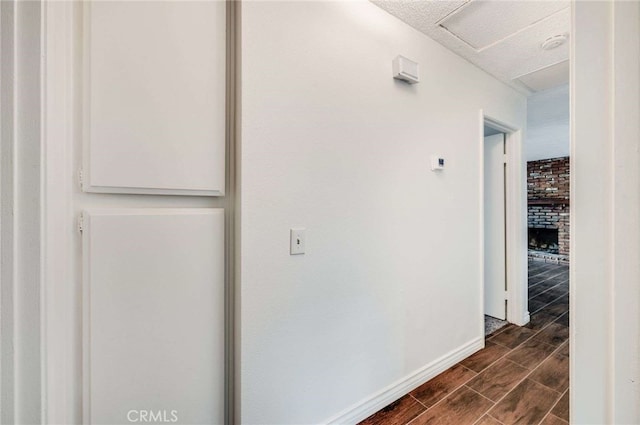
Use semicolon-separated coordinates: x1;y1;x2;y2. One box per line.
239;1;526;423
526;83;569;161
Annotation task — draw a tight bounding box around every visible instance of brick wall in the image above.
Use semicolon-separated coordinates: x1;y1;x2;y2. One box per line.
527;157;570;256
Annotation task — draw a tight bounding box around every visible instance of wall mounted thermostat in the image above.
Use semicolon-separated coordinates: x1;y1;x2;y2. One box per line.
430;155;445;171
392;55;420;84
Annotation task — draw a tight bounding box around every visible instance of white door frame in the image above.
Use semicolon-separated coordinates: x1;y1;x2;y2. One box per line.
480;111;529;327
41;2;87;423
2;1;48;422
571;1;640;423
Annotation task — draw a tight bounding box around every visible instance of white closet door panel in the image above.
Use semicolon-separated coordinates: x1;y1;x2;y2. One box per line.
83;209;224;425
84;2;226;195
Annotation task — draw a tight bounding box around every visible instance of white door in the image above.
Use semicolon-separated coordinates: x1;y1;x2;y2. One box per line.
484;133;507;320
76;2;227;423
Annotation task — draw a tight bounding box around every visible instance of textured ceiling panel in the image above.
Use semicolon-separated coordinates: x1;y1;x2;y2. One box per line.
439;0;569;50
516;60;569;92
371;0;571;94
371;1;469;33
482;8;570;77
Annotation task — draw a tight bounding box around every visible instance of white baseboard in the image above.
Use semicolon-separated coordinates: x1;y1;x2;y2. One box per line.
325;337;484;425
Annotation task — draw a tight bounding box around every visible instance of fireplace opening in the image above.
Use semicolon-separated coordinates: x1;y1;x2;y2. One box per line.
528;228;559;254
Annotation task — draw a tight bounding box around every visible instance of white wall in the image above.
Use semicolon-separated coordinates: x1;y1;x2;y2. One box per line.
526;83;569;161
571;1;640;423
239;2;526;423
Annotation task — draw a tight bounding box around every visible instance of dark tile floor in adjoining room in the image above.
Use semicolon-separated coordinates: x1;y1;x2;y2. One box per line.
360;261;569;425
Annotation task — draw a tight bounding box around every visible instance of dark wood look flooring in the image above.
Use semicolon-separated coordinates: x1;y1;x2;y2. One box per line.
359;261;569;425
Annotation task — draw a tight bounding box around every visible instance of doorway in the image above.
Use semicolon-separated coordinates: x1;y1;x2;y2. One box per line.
481;114;528;331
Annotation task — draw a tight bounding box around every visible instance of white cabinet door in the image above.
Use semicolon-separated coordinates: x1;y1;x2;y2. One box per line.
83;209;224;425
83;1;226;195
76;3;228;423
484;134;506;320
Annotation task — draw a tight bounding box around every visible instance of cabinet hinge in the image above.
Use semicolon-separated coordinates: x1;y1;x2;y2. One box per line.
503;154;508;164
78;169;83;189
78;214;84;233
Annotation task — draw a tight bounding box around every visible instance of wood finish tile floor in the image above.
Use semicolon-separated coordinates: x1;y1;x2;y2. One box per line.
360;261;569;425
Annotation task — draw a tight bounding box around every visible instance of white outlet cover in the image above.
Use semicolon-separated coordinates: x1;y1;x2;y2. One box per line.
290;228;306;255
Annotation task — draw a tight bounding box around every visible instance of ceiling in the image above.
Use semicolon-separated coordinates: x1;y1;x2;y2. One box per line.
371;0;570;94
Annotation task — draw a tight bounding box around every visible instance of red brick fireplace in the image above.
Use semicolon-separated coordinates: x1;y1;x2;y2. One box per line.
527;157;570;263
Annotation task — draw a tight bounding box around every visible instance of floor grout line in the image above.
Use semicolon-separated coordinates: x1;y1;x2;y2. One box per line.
546;387;569;422
536;411;552;425
529;269;569;280
464;384;498;404
469;336;534;375
527;341;570;393
405;364;481;425
529;279;569;299
507;341;559;371
527;265;562;276
528;278;569;295
408;393;428;410
537;412;569;425
510;345;565;391
477;325;567;421
528;291;570;316
484;308;567;375
487;413;507;424
527;268;568;282
530;285;569;304
528;272;569;289
463;385;497;425
461;334;565;422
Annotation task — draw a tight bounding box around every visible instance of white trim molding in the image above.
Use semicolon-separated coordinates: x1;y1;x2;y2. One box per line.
2;0;47;422
0;1;17;421
41;1;76;423
325;337;484;425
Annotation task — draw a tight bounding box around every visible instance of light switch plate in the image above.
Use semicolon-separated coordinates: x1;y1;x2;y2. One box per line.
430;155;445;171
290;228;306;255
